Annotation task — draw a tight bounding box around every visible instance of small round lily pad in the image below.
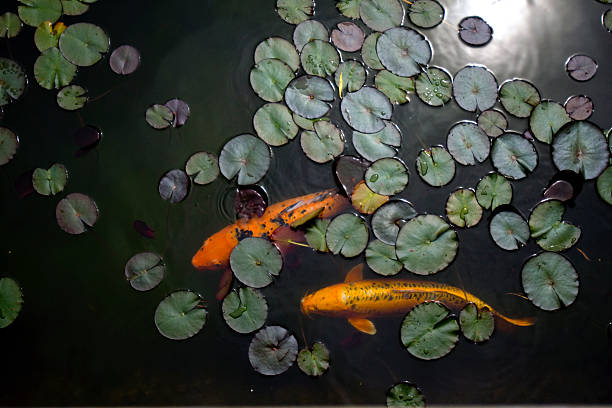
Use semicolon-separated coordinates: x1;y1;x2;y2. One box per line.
185;152;219;185
253;103;298;146
326;213;369;257
297;342;330;376
459;303;494;343
446;121;490;166
365;157;408;195
564;95;593;121
499;79;541;118
529;199;581;252
387;382;426;408
445;188;482;228
59;23;109;66
475;172;512;210
109;45;141;75
219;134;271;185
285;75;334;119
565;54;597;82
254;37;300;72
222;287;268;334
145;104;174;130
293;20;328;52
362;32;385;70
353;120;401;161
230;237;282;288
34;47;77;90
597;166;612;205
415;66;452;107
300;120;344;163
154;290;207;340
416;146;455;187
32;163;68;195
376;27;432;78
453;65;498;112
0;127;19;165
57;85;87;111
366;239;403;276
458;16;492;46
249;325;298;375
18;0;62;27
124;252;165;291
351;180;389;214
305;218;330;252
0;58;26;106
300;40;340;77
158;169;190;203
477;109;507;138
332;22;365;52
552;121;609;180
372;200;417;245
0;12;22;38
491;132;538;180
489;211;530;250
529;101;571;144
165;99;190;128
521;252;579;311
335;60;366;95
341;87;392;134
360;0;403;32
250;58;295;103
56;193;99;234
407;0;444;28
603;9;612;32
0;277;23;329
276;0;314;24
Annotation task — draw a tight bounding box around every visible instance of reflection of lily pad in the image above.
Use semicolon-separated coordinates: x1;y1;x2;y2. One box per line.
366;239;403;276
0;12;22;38
360;0;403;32
253;103;298;146
375;70;415;105
353;120;401;161
276;0;314;24
351;180;389;214
387;382;426;408
362;32;384;70
458;16;492;46
446;121;490;166
521;252;578;311
489;211;529;250
34;48;77;90
552;121;609;180
18;0;62;27
230;238;282;288
0;278;23;329
57;85;88;111
445;188;482;228
154;290;207;340
250;58;295;103
285;75;334;119
477;109;507;138
453;65;497;112
59;23;109;67
185;152;219;185
459;303;494;343
305;218;330;252
222;287;268;334
32;163;68;196
158;169;190;203
415;66;452;107
407;0;444;28
298;342;330;376
596;166;612;205
475;173;512;210
56;193;99;234
145;104;174;130
326;213;369;257
124;252;165;292
334;60;366;95
372;199;417;244
255;37;300;72
300;120;344;163
416;146;455;187
377;27;432;77
293;20;328;52
0;127;19;165
249;326;298;375
499;79;541;118
341;87;392;133
109;45;141;75
219;134;271;185
529;101;571;144
301;40;339;77
365;157;408;196
491;132;538;180
529;200;581;252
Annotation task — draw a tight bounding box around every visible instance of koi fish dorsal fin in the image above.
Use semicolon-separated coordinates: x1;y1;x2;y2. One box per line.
348;317;376;335
345;264;363;283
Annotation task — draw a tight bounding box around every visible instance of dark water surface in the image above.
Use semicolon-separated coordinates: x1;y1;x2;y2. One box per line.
1;0;611;405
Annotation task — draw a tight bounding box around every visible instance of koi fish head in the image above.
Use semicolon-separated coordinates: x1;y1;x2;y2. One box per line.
191;226;235;270
300;284;345;317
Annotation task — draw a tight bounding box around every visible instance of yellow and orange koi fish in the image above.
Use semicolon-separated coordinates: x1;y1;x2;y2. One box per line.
192;189;349;270
301;265;535;335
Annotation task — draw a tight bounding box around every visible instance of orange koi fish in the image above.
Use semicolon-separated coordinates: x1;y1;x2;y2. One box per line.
301;265;535;335
192;189;349;270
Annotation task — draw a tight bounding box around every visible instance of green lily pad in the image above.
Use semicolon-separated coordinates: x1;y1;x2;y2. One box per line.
305;218;330;252
477;109;507;138
145;104;174;130
529;101;571;144
407;0;444;28
0;58;26;106
415;66;452;107
0;278;23;329
0;12;22;38
365;157;408;195
219;134;271;185
362;32;384;70
254;37;300;72
0;127;19;165
34;47;77;90
604;9;612;32
253;103;298;146
499;79;541;118
61;0;92;16
375;70;415;105
446;121;490;166
293;20;328;51
476;173;512;210
459;303;494;343
222;287;268;334
416;146;455;187
491;132;538;180
250;58;295;103
387;382;426;408
351;181;389;214
230;237;282;288
453;65;498;112
366;239;403;276
57;85;87;111
326;213;369;257
56;193;99;234
597;166;612;205
400;301;460;360
445;188;482;228
360;0;403;32
301;40;340;77
377;27;432;77
372;199;417;244
353;120;401;162
185;152;219;185
528;200;581;252
285;75;334;119
336;0;362;18
276;0;314;24
521;252;579;311
18;0;62;27
341;87;392;133
34;21;65;52
335;60;366;96
59;23;109;66
249;326;298;375
489;211;529;251
154;290;207;340
32;163;68;195
124;252;165;292
396;214;458;275
300;120;344;163
292;113;328;130
297;342;330;376
552;121;609;180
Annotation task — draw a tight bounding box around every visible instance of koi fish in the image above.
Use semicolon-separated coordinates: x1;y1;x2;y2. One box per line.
192;189;349;270
300;265;535;335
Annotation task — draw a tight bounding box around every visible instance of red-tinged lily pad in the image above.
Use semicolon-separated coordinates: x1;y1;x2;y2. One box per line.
165;98;190;128
158;169;190;203
565;54;597;82
564;95;593;121
56;193;99;234
249;325;298;375
331;22;365;52
458;16;492;46
271;225;307;257
74;125;101;157
235;187;268;220
334;155;370;196
133;220;155;239
543;180;574;202
109;45;141;75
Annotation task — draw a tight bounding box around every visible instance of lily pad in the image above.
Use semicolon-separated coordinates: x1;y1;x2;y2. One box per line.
230;237;282;288
292;113;327;130
109;45;141;75
396;214;458;275
564;95;593;121
372;199;417;244
305;218;330;252
255;37;300;72
543;180;574;202
250;58;295;103
276;0;314;24
565;54;597;82
459;303;494;343
253;103;298;146
219;134;271;185
341;87;392;133
335;60;366;96
475;173;512;210
445;188;482;228
18;0;62;27
415;66;452;107
529;200;581;252
34;48;76;90
285;75;334;119
400;301;460;360
61;0;91;16
301;40;339;77
491;132;538;180
124;252;165;291
489;211;530;250
0;12;22;38
57;85;87;111
56;193;98;234
351;180;389;214
0;127;19;165
158;169;190;203
596;166;612;205
353;120;401;161
521;252;579;311
32;163;68;195
293;20;328;52
59;23;109;67
360;0;404;32
458;16;492;46
387;382;426;408
366;239;403;276
334;155;370;196
222;287;268;334
326;213;369;257
446;121;490;166
552;121;609;180
375;70;415;105
365;157;408;195
0;278;23;329
529;101;571;144
407;0;444;28
337;0;362;18
499;79;541;118
154;290;207;340
416;146;455;187
235;187;267;220
34;21;65;52
376;27;432;77
362;32;384;70
604;9;612;32
332;22;365;52
300;120;344;163
145;104;174;129
297;342;330;376
185;152;219;185
452;65;498;112
165;98;190;128
477;109;507;138
249;326;298;375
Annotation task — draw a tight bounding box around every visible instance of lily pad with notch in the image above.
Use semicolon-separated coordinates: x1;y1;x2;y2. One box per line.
477;109;507;138
376;27;432;78
56;192;99;234
415;66;452;107
375;70;415;106
336;0;362;19
59;23;109;67
365;157;408;196
34;48;76;90
446;121;490;166
305;218;330;252
499;79;540;118
292;113;327;130
154;290;207;340
293;20;328;52
489;210;529;251
521;252;578;311
334;155;370;196
529;199;581;252
158;169;190;203
335;60;366;96
249;325;298;375
0;12;22;38
362;32;384;70
285;75;334;119
250;58;295;103
564;95;593;121
459;303;494;342
219;134;271;185
458;16;492;46
332;22;365;52
300;40;340;77
255;37;300;72
0;277;23;328
276;0;314;25
445;188;482;228
387;382;426;408
32;163;67;196
372;199;417;244
491;132;538;180
341;87;392;134
34;21;65;52
351;180;389;214
552;121;609;180
185;152;219;185
0;127;19;165
165;98;190;128
452;65;498;112
407;0;444;28
596;167;612;205
353;120;401;162
565;54;597;82
145;104;174;130
18;0;62;27
222;287;268;334
57;85;87;111
476;172;512;210
366;239;403;276
230;237;282;288
360;0;404;32
416;146;455;187
124;252;165;291
60;0;93;16
300;120;344;163
110;45;141;75
253;103;298;146
529;101;571;144
0;58;26;106
298;342;330;376
326;213;369;257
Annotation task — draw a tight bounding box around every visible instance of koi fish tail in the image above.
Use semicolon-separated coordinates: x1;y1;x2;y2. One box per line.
493;310;536;327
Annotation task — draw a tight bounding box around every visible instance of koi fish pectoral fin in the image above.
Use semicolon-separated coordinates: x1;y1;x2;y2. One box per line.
345;264;364;283
348;317;376;335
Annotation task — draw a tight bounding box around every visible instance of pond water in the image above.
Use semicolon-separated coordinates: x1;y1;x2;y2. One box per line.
1;0;611;405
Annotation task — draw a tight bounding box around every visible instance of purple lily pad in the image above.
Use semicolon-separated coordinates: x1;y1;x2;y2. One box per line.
565;54;597;82
133;220;155;239
165;98;191;128
109;45;141;75
564;95;593;120
331;22;365;52
158;169;190;203
74;125;102;157
334;155;370;197
15;169;34;199
235;186;268;220
458;16;492;46
56;193;99;234
543;180;574;202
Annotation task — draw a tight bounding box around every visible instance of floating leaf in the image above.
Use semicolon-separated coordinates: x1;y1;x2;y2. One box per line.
396;214;458;275
154;290;207;340
235;187;267;220
305;218;330;252
276;0;314;24
109;45;141;75
351;180;389;214
0;127;19;165
375;70;415;105
334;60;366;95
564;95;593;121
219;134;271;185
416;146;455;187
475;172;512;210
362;32;384;70
400;301;460;360
34;47;76;90
334;155;370;196
376;27;432;78
452;65;497;112
249;326;298;375
521;252;578;311
293;20;328;52
603;9;612;32
415;66;452;107
477;109;507;138
145;104;174;130
59;23;109;67
458;16;492;46
353;120;401;161
360;0;403;32
34;21;65;52
32;163;67;195
552;121;609;180
285;75;334;119
18;0;62;27
60;0;91;16
372;200;416;244
565;54;597;82
332;22;365;52
407;0;444;28
528;101;571;144
0;12;22;38
365;157;408;195
73;125;101;156
499;79;540;118
341;87;392;133
250;58;295;103
57;85;87;111
543;180;574;202
337;0;362;19
491;132;538;180
445;188;482;228
253;103;298;146
230;237;282;288
158;169;190;203
133;220;155;239
387;382;426;408
529;200;581;252
326;213;369;257
255;37;300;72
366;239;403;276
301;40;340;77
0;278;23;328
298;342;330;376
292;113;326;130
300;120;344;163
222;287;268;334
56;192;99;234
489;211;529;250
124;252;165;291
596;167;612;205
185;152;219;185
459;303;494;343
164;98;190;128
446;121;490;166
